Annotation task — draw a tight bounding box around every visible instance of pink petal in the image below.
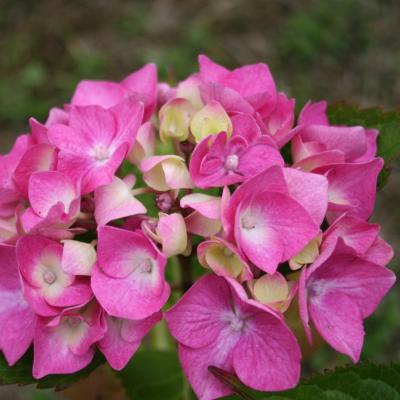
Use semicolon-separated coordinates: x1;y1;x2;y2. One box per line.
62;240;97;276
165;274;233;349
33;314;95;378
91;263;170;320
28;171;78;218
310;242;396;318
283;167;328;226
233;311;301;391
99;311;162;370
178;343;235;400
184;212;222;237
93;227;169;319
235;191;318;273
157;213;187;257
95;176;146;227
317;159;383;222
121;63;158;121
309;291;364;362
13;144;58;198
71;80;126;108
200;82;254;114
180;193;221;219
198;55;230;81
364;236;394;266
237;137;284;177
298;100;329;126
110;97;144;151
296;125;368;162
0;244;36;365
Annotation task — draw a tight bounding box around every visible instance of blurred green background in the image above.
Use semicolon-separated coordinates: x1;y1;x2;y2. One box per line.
0;0;399;399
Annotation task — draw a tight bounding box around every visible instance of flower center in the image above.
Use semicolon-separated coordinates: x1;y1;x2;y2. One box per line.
43;270;56;285
156;193;174;213
139;258;153;273
94;145;110;162
67;316;81;328
224;154;239;171
229;314;245;332
241;215;256;230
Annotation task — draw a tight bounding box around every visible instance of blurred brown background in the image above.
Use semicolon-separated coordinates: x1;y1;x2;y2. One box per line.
0;0;399;399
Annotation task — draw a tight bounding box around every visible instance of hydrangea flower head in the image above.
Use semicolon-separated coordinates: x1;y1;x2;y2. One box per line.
0;56;395;398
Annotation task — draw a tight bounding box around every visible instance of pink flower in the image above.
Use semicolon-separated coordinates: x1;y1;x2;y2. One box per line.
166;275;301;400
71;63;157;121
91;226;170;320
16;235;93;316
180;192;225;237
293;101;378;170
223;166;328;273
298;217;395;362
33;301;105;378
190;131;283;188
94;175;146;227
0;134;33;218
262;92;296;148
19;171;81;239
0;244;36;365
98;311;162;370
198;55;277;114
315;158;383;223
48;99;144;193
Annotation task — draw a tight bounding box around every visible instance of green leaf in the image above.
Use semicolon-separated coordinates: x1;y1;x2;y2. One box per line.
220;361;400;400
327;103;400;188
0;349;105;390
117;350;195;400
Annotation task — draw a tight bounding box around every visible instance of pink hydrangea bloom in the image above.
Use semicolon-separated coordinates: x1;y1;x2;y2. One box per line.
166;274;301;399
223;166;328;273
91;226;170;320
33;301;105;378
190;130;283;188
48;99;144;193
0;57;396;394
17;235;93;316
299;217;395;361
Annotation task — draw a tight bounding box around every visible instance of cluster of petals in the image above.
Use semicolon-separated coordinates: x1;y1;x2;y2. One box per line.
0;55;395;400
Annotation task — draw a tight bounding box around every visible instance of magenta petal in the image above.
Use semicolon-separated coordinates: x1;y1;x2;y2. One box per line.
179;343;235;400
198;55;230;81
94;176;146;227
298;101;329;126
165;275;232;349
13;144;58;198
283;167;328;226
200;82;254;114
364;236;394;266
233;312;301;391
33;315;95;378
309;292;364;362
319;159;383;222
91;264;170;320
28;171;78;218
237;137;284;177
99;312;162;370
71;80;126;108
0;244;36;365
310;245;396;318
235;191;318;272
